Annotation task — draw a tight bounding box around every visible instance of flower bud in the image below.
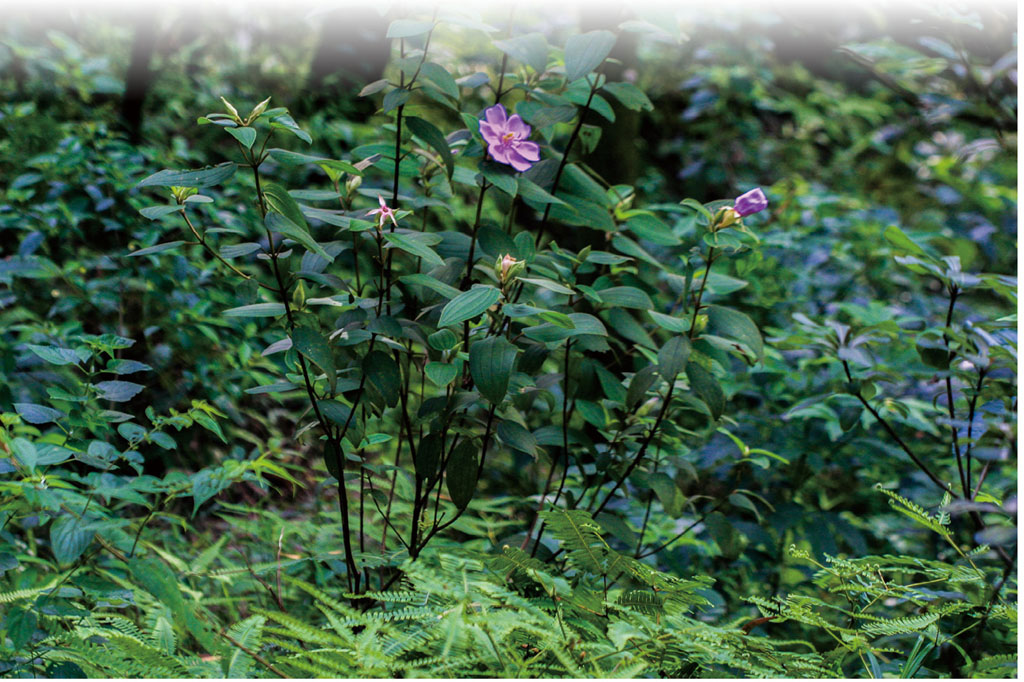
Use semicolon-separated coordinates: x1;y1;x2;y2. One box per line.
346;175;362;196
713;207;740;230
496;253;524;283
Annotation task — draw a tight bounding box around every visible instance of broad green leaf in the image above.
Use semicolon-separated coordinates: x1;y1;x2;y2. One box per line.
386;19;433;38
14;403;64;425
265;212;333;262
138;206;184;221
407;116;454;179
225;126;256;149
26;344;80;366
128;240;186;256
686;363;724;420
884;224;928;256
446;441;479;509
493;32;549;73
262;181;308;230
657;336;691;379
94;381;144;402
706;305;763;361
626;365;659;411
363;350;401;409
496;421;537;457
223;303;285;318
385;232;445;266
420;62;460;100
564;30;616;82
437;286;501;328
137;163;237;188
425;361;460;387
292;325;336;393
50;515;94;564
596;286;653;309
415;433;443;481
470;336;517;404
602;81;654;111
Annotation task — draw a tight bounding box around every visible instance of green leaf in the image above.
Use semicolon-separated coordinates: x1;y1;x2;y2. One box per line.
384;232;444;266
14;403;64;425
470;336;517;404
648;311;690;334
493;32;549;73
363;350;401;409
26;344;81;366
596;286;653;309
262;181;308;230
406;116;454;180
265;212;333;262
94;381;144;402
496;421;537;457
401;274;462;300
138;206;185;221
50;515;94;564
686;363;724;420
883;224;927;256
5;607;36;650
386;19;433;38
420;62;460;100
223;303;285;318
128;240;186;257
381;88;411;114
626;365;659;411
292;326;336;393
657;336;691;380
564;30;616;82
225;126;256;149
706;305;763;361
318;399;352;426
11;438;37;471
428;329;459;350
601;81;654;111
425;361;460;387
414;433;442;481
437;286;501;328
446;441;479;509
136;162;237;188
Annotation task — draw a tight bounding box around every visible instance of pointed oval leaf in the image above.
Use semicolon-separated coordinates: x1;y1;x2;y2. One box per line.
657;336;691;380
564;30;616;82
470;336;518;405
446;440;479;509
136;162;237;188
437;286;501;328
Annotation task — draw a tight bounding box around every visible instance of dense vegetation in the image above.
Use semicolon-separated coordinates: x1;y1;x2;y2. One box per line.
0;3;1017;678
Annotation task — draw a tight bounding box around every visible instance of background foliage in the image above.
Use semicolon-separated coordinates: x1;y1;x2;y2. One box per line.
0;1;1017;678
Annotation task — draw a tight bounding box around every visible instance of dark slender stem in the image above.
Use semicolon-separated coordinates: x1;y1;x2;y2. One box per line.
590;381;677;517
964;369;986;497
842;360;951;495
534;79;599;247
689;247;716;337
637;493;732;559
942;286;968;497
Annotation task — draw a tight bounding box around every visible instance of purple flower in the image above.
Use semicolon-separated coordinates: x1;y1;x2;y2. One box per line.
478;104;540;172
733;187;768;217
367;195;397;230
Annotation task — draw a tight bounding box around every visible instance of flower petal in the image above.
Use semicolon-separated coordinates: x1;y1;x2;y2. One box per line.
506;149;534;172
506;114;530;138
515;140;540;161
479;121;501;145
484;104;507;126
488;144;511;164
733;187;768;217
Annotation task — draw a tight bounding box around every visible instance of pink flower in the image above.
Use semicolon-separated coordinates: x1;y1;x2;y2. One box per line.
478;104;540;172
367;195;397;230
733;188;768;217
